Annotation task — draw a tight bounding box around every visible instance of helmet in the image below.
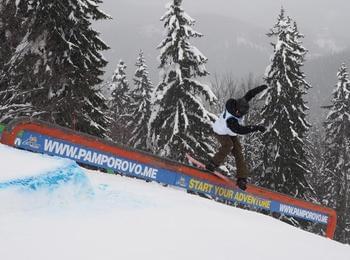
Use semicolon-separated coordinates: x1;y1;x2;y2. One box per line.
235;98;249;116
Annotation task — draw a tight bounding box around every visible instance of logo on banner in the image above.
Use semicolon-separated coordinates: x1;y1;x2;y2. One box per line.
22;135;40;149
176;176;187;188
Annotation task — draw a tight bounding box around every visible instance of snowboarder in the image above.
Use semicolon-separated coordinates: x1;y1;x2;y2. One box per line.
206;85;268;190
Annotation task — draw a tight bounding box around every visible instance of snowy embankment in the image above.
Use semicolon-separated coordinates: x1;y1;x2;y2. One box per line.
0;144;349;260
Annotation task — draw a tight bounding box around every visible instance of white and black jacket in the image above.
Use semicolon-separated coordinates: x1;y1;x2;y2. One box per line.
212;85;267;136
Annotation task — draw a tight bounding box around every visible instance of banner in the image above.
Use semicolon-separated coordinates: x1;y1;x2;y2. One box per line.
14;130;329;225
14;131;176;184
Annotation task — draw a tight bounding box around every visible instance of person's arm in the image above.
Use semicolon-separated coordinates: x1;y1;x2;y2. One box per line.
244;85;268;102
226;117;266;135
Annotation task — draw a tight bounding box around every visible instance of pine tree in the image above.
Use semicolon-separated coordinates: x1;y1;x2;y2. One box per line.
150;0;217;162
127;50;154;151
259;8;312;199
0;0;33;122
0;0;24;74
307;123;326;198
322;64;350;244
0;0;111;137
109;60;131;144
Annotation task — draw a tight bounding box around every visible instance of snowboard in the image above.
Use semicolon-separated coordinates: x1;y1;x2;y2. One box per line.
185;153;231;182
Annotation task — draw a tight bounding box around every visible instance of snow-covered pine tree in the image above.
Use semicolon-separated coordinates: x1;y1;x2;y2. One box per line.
110;60;130;118
150;0;217;162
109;60;131;144
307;122;326;199
322;64;350;244
0;0;33;122
1;0;110;137
259;8;312;199
126;50;154;151
0;0;24;74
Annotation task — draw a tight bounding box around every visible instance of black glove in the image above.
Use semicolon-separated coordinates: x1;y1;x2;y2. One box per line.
236;177;247;191
254;125;266;133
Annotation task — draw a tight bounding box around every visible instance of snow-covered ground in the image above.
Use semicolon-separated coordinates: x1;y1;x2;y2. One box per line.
0;144;349;260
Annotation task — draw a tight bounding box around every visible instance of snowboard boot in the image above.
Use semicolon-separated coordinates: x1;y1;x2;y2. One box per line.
236;177;247;191
205;161;218;172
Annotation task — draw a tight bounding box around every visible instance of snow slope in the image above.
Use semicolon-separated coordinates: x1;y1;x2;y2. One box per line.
0;144;349;260
0;144;69;182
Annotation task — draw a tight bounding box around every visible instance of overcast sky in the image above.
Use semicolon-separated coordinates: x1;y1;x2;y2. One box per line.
105;0;350;32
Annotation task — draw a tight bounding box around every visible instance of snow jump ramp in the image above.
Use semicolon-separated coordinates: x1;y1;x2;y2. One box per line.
0;117;337;239
0;143;90;197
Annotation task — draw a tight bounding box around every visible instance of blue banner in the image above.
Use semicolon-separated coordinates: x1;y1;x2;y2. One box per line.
15;131;177;185
14;130;329;224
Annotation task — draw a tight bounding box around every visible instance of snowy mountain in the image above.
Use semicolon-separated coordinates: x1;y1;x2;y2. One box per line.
1;144;350;259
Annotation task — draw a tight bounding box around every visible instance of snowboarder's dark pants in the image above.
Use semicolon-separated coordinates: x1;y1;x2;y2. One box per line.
212;134;249;178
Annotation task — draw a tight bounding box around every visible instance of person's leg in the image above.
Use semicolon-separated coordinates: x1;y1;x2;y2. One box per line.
231;136;249;179
207;135;234;171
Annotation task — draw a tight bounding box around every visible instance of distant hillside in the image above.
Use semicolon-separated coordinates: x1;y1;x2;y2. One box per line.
304;49;350;121
192;13;270;79
94;9;272;83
